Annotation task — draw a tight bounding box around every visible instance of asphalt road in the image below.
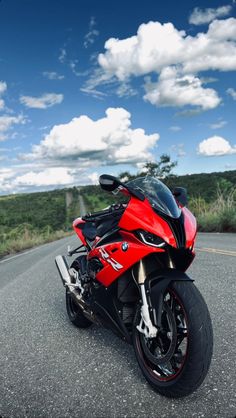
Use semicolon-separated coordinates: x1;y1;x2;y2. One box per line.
0;233;235;418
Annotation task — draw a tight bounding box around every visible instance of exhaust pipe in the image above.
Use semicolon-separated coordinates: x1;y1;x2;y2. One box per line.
55;255;98;325
55;255;71;286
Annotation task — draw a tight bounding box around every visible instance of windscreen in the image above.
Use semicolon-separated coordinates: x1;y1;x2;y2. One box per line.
126;176;181;219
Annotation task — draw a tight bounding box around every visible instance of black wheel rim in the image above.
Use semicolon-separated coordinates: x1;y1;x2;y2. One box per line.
136;288;189;381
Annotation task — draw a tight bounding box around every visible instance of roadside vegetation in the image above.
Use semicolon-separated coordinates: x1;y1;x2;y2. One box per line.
82;158;236;233
0;188;80;258
189;180;236;232
0;158;235;258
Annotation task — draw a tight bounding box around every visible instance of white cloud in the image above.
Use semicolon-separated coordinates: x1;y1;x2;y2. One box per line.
198;135;236;156
0;81;7;110
98;19;236;78
20;93;64;109
59;48;67;63
189;5;232;25
116;82;138;98
0;114;26;141
43;71;64;80
183;18;236;73
98;21;185;79
89;18;236;109
14;167;75;187
171;143;186;157
0;168;15;192
84;16;99;48
210;120;227;129
227;87;236;99
22;107;159;165
144;67;221;110
81;68;115;98
68;60;88;77
88;172;99;184
0;167;75;193
80;87;107;99
0;81;7;95
169;126;181;132
225;163;236;169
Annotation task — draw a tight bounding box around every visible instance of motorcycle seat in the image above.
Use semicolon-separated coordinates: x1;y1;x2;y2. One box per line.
96;211;122;237
77;222;97;241
80;205;125;240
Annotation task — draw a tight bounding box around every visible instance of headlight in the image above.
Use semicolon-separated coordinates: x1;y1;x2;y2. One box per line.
137;230;166;248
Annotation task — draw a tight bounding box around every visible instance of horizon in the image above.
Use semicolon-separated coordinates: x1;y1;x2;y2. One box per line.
0;167;235;197
0;0;236;195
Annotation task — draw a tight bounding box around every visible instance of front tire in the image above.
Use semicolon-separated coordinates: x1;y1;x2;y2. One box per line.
133;281;213;398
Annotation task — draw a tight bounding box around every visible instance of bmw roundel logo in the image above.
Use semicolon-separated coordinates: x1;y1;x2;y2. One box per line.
122;242;129;251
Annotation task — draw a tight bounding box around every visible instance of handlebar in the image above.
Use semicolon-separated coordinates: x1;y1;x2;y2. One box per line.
82;204;125;222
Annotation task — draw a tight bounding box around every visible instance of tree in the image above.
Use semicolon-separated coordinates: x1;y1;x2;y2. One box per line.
119;154;177;182
140;154;177;178
119;171;136;182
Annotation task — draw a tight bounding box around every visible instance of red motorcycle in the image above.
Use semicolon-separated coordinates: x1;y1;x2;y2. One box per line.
55;175;213;398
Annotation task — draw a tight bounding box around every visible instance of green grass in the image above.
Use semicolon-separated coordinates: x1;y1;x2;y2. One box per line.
189;184;236;232
0;223;73;258
0;188;80;258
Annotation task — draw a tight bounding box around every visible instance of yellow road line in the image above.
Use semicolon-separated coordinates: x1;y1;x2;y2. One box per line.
196;247;236;257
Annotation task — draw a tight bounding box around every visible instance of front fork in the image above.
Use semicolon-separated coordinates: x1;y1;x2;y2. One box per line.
136;260;158;339
137;283;158;338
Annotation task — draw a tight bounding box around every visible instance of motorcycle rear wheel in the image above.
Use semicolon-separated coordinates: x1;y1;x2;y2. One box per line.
66;289;92;328
133;281;213;398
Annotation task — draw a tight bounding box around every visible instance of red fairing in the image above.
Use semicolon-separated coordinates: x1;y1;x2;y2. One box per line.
73;217;87;247
182;207;197;248
89;230;165;287
119;196;177;248
73;182;197;288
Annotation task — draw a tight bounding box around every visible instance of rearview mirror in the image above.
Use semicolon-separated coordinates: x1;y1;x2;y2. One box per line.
173;187;188;207
99;174;121;192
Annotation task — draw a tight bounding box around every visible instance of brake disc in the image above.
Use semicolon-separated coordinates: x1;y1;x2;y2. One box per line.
140;303;177;366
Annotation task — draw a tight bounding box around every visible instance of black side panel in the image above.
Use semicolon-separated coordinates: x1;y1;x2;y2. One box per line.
95;229;122;247
168;247;195;271
90;275;138;343
154;210;186;248
167;213;186;248
96;212;123;237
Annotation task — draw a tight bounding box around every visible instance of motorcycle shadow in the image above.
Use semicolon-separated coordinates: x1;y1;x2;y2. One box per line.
54;295;143;381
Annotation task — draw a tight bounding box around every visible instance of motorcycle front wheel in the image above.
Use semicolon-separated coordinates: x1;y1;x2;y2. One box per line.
133;281;213;398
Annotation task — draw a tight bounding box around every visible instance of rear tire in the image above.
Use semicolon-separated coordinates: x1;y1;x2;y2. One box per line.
66;289;92;328
133;281;213;398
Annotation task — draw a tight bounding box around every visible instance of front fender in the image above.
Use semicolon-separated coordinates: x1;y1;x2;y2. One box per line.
145;269;194;328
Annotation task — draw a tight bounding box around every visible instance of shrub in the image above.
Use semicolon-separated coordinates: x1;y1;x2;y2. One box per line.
190;182;236;232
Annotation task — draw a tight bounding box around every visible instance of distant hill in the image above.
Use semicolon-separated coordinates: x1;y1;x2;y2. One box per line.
0;169;235;257
81;170;236;211
1;170;235;225
164;170;236;202
0;188;80;232
0;187;82;257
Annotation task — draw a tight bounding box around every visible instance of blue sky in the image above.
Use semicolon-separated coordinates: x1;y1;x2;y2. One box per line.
0;0;236;194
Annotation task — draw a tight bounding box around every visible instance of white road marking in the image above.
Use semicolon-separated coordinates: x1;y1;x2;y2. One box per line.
0;246;42;264
197;247;236;257
1;243;235;265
